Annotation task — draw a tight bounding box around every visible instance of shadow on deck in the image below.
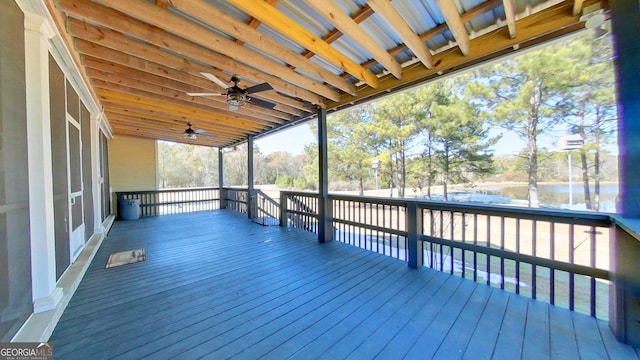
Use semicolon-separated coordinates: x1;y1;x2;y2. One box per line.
49;210;640;359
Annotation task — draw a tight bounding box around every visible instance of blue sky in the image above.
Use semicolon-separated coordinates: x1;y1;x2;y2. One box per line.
255;121;618;157
255;122;528;157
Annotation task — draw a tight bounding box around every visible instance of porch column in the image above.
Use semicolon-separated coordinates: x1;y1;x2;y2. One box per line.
218;148;226;209
247;136;255;219
317;107;333;242
609;0;640;347
24;11;63;312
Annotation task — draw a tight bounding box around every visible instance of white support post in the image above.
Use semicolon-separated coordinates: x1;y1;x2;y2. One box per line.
24;11;63;313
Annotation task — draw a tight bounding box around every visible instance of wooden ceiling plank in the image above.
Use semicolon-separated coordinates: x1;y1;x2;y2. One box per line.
104;108;248;137
107;116;243;142
93;79;285;127
88;70;294;122
84;0;339;102
56;0;327;106
108;117;240;143
502;0;517;39
302;0;403;79
68;19;298;116
108;113;241;137
81;48;311;115
103;101;262;138
86;64;305;123
365;0;433;69
434;0;471;56
227;0;379;88
98;89;268;132
43;0;101;107
112;128;225;147
168;0;357;95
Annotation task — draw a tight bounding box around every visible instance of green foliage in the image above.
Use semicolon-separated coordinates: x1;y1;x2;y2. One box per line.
157;33;616;206
157;141;219;188
468;32;616;207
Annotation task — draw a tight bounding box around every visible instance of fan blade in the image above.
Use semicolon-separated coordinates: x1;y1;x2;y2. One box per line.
198;133;216;139
195;129;206;134
248;97;276;109
244;82;273;94
200;72;229;89
187;92;225;96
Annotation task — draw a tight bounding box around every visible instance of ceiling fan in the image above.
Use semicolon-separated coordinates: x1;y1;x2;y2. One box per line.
184;123;215;140
187;72;276;111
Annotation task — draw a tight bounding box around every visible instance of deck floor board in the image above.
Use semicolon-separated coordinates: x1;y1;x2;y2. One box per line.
48;210;640;359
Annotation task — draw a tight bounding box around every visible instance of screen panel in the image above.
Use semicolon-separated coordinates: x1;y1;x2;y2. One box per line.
0;2;33;341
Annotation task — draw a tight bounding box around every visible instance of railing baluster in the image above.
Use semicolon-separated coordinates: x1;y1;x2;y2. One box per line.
274;192;611;319
461;213;466;279
550;222;555;305
473;213;478;283
532;219;537;299
516;218;521;295
500;216;505;290
590;225;596;317
486;215;491;286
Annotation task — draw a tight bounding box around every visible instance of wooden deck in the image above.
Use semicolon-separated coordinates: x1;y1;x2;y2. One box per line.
49;210;640;359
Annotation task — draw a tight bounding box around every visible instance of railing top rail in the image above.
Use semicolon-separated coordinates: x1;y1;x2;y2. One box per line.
611;215;640;242
255;189;280;207
117;187;220;195
279;190;320;197
327;193;613;227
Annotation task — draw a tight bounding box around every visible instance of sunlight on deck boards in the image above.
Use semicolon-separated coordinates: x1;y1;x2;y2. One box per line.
49;210;640;359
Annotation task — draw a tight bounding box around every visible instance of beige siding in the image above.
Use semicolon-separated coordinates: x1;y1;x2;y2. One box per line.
108;136;157;191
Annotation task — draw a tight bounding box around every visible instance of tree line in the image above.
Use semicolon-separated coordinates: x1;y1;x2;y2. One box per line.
158;31;617;211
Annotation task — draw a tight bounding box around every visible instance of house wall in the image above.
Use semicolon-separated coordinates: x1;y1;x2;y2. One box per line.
0;0;33;342
108;136;158;192
2;0;113;342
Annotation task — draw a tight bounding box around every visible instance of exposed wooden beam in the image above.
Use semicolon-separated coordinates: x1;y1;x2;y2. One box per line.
360;0;503;70
107;116;240;143
573;0;586;16
331;1;586;109
227;0;379;88
56;0;332;104
67;21;312;115
503;0;517;39
92;79;285;127
112;128;225;147
98;89;268;132
43;0;100;107
168;0;356;95
104;108;247;138
87;66;301;120
77;40;290;119
106;114;245;142
302;0;402;79
365;0;433;69
434;0;471;56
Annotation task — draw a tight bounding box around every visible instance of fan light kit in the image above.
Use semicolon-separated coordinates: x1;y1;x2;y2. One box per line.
186;73;276;111
184;123;216;140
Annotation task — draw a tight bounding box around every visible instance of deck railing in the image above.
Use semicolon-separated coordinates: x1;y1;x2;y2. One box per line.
224;188;249;214
280;191;613;319
115;188;615;319
280;191;319;231
116;188;220;217
252;190;280;225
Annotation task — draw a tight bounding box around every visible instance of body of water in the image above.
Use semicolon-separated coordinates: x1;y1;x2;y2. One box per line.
430;183;618;213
